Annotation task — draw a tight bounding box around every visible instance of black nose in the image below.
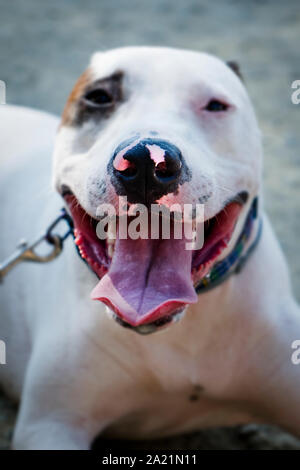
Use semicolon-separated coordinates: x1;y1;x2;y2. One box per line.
109;138;189;204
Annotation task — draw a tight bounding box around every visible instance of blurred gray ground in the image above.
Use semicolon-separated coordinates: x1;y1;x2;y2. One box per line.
0;0;300;450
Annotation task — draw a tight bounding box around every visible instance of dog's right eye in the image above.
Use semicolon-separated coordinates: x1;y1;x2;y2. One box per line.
75;72;123;123
205;99;229;112
83;89;114;107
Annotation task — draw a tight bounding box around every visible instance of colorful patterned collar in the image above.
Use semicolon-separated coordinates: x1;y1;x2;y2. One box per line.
195;197;262;294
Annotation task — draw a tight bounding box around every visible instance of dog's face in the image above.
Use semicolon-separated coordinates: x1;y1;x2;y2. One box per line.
53;47;262;334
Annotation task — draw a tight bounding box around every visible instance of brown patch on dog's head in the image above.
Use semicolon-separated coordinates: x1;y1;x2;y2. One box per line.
60;69;124;129
61;68;92;127
226;61;244;82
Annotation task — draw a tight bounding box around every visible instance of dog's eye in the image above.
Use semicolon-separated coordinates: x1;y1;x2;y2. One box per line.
205;100;228;112
83;89;114;107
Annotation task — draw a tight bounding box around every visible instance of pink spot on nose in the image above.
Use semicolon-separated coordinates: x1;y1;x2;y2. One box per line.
146;144;166;165
113;140;138;171
113;153;132;171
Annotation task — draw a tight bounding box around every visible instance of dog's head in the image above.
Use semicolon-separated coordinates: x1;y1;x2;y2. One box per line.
53;47;262;334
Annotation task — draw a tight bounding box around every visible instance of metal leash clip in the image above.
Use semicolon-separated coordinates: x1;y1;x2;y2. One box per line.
0;209;73;283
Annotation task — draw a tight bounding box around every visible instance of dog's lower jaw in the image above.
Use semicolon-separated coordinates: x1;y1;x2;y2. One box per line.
105;305;186;334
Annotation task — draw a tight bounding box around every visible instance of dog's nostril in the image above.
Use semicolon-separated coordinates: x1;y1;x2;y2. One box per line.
155;161;168;177
154;157;182;181
115;159;137;179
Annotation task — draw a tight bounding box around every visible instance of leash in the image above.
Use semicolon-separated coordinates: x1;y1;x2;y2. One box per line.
195;197;262;293
0;208;74;282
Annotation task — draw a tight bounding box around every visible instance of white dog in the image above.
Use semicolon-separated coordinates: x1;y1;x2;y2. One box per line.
0;47;300;450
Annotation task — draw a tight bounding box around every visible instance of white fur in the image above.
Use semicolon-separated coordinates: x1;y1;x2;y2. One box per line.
0;48;300;450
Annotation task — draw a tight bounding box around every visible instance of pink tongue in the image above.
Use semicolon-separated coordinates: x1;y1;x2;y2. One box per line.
91;235;198;326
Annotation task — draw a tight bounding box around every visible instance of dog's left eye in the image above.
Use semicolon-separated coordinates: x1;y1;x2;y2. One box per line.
83;89;114;107
205;100;228;112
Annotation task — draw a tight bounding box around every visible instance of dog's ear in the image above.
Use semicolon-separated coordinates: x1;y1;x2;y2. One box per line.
226;61;244;82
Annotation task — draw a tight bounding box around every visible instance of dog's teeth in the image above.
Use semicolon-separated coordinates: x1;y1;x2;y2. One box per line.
75;235;83;246
107;220;116;242
79;247;86;259
107;243;114;259
107;221;116;258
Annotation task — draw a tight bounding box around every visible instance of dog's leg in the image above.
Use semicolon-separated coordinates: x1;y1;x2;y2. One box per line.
241;297;300;437
13;417;90;450
11;340;101;450
13;383;93;449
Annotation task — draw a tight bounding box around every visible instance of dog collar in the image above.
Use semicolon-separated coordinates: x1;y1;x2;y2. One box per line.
195;197;262;294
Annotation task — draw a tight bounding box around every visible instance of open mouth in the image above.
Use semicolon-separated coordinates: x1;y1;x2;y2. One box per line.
63;191;246;334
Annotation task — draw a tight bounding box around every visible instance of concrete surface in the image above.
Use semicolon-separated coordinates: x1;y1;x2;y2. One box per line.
0;0;300;450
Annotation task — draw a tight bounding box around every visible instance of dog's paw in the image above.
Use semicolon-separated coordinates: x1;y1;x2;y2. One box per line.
237;424;300;450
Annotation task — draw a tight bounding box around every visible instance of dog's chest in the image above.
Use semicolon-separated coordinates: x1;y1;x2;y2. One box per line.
90;335;252;439
100;380;252;440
